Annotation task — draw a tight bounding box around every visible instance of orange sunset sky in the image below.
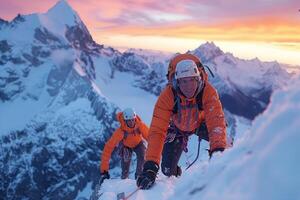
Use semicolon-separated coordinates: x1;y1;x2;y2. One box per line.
0;0;299;66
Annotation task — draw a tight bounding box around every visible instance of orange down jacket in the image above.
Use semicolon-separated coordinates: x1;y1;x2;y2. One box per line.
146;83;227;164
100;112;149;172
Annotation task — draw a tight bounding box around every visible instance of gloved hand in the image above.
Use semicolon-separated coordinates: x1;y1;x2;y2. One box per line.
209;147;225;159
101;171;110;180
136;161;159;190
175;165;182;177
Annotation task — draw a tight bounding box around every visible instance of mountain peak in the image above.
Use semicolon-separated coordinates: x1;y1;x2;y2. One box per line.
46;0;81;25
198;41;222;53
0;18;9;26
48;0;73;13
12;14;26;23
192;41;224;63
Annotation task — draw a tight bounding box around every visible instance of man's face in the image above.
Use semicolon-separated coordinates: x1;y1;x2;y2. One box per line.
178;77;199;98
125;119;136;128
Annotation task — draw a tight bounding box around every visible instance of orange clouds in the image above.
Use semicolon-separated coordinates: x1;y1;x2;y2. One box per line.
93;17;300;43
1;0;299;45
0;0;299;65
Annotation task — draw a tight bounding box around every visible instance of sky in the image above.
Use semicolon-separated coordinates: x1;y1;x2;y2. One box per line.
0;0;299;66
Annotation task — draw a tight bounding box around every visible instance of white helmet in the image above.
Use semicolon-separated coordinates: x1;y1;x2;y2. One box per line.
175;60;200;80
123;108;136;120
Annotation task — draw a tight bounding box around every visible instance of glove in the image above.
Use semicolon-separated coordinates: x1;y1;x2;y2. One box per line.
136;161;159;190
209;147;225;159
101;171;110;180
175;165;182;177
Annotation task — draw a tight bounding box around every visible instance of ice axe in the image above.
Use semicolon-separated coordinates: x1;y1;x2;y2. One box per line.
117;187;141;200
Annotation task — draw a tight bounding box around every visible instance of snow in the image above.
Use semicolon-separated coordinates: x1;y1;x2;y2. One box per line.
93;56;157;125
0;14;40;45
100;71;157;125
233;115;252;139
125;48;173;63
41;0;81;36
98;176;177;200
193;42;290;93
0;0;82;46
45;0;80;26
0;95;41;134
73;61;87;77
76;182;93;200
0;62;52;135
51;47;76;66
31;97;107;151
96;75;300;200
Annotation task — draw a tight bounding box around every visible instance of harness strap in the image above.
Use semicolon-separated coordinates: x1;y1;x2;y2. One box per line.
165;124;202;153
123;128;141;141
119;128;141;158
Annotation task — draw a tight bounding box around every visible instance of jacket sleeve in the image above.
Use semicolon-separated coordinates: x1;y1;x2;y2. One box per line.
139;121;149;141
100;128;123;172
145;86;174;164
202;83;227;151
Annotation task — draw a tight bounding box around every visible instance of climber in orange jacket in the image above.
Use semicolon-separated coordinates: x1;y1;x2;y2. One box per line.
137;54;227;189
100;108;149;180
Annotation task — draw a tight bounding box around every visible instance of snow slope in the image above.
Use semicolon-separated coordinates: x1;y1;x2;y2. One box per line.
92;56;158;125
97;74;300;200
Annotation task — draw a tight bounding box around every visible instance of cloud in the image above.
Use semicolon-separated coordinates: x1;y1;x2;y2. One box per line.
0;0;54;20
2;0;299;26
1;0;299;55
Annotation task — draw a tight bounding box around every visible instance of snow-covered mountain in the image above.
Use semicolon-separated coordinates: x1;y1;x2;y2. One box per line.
0;1;121;199
0;0;118;133
191;42;290;120
119;42;291;121
0;0;293;199
98;74;300;200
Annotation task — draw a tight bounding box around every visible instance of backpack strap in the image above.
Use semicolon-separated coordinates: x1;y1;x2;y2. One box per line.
195;84;205;111
171;87;180;114
123;131;129;141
